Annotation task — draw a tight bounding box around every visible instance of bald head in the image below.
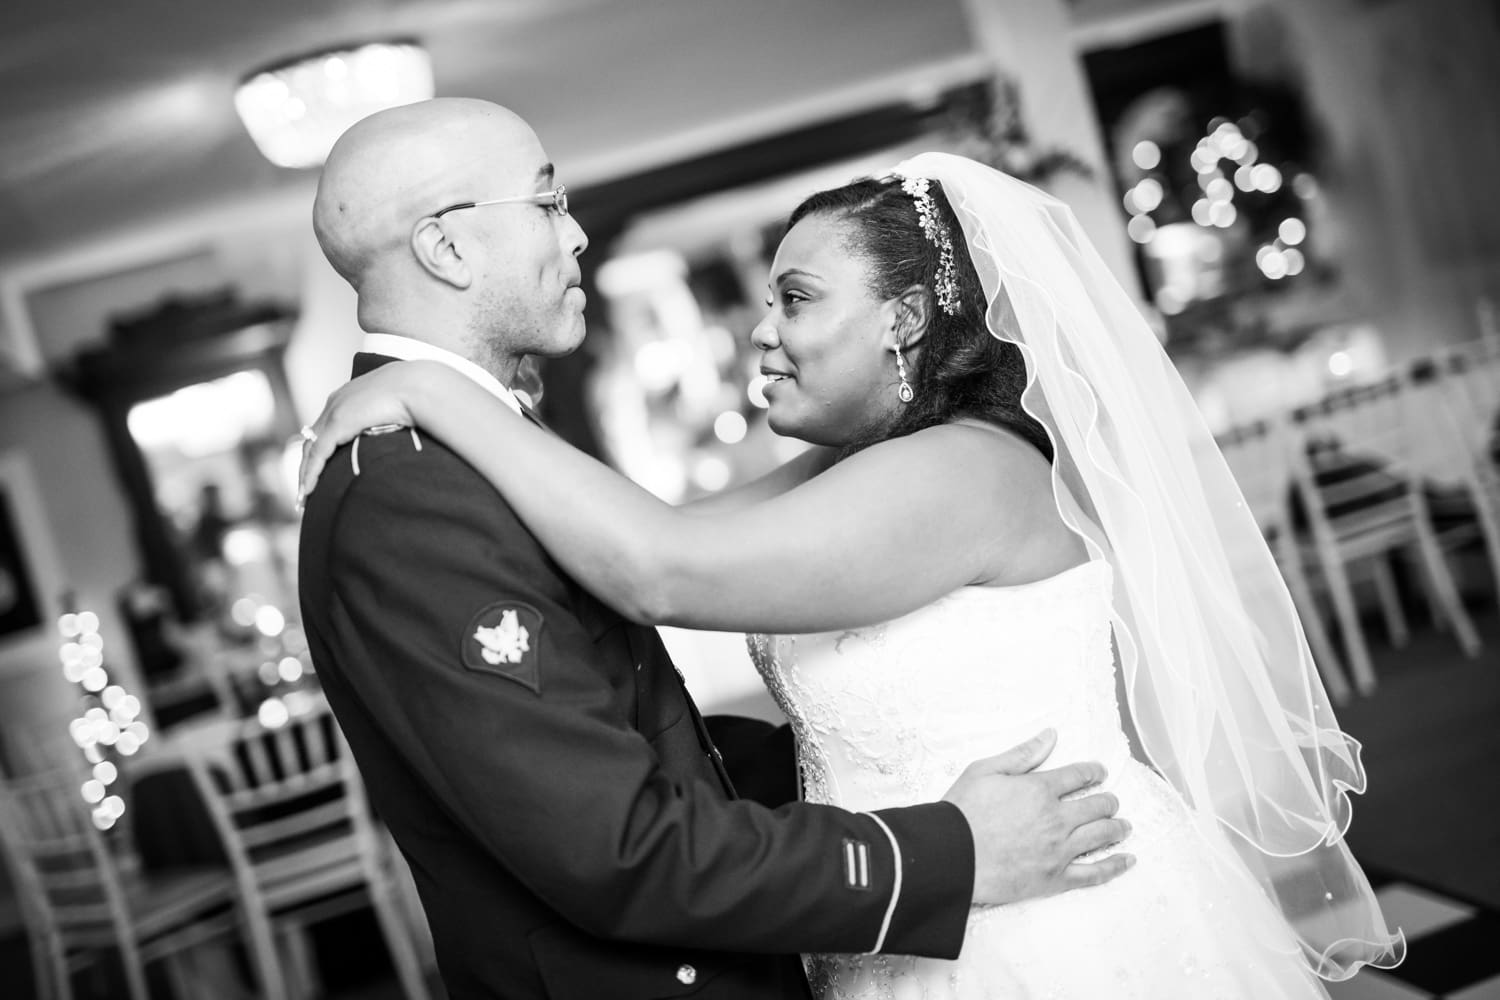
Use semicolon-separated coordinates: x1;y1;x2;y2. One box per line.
313;98;544;291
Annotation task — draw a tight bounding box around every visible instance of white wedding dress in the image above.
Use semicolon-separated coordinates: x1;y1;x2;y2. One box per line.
748;560;1331;999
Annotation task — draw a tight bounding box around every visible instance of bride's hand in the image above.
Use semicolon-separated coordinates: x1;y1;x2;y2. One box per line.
297;360;449;505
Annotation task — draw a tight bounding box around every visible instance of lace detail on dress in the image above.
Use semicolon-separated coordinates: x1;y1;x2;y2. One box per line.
746;562;1327;1000
748;633;833;806
748;564;1128;812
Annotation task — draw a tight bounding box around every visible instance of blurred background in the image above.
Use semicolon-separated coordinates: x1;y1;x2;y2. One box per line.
0;0;1496;997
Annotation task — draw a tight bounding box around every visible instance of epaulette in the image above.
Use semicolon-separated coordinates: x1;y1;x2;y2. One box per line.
351;425;423;476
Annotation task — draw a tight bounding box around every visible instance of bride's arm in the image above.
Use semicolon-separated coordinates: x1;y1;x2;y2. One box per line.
302;360;1036;633
678;445;837;515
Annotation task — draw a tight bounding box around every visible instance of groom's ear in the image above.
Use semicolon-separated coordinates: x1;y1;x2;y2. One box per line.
882;284;932;352
411;218;473;290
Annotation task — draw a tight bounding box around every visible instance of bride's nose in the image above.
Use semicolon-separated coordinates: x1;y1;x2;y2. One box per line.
750;314;780;351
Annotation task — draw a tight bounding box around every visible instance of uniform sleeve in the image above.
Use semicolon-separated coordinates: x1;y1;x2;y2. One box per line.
309;434;974;957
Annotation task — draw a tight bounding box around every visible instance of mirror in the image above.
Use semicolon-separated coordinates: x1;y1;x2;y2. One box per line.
128;367;303;621
64;290;302;716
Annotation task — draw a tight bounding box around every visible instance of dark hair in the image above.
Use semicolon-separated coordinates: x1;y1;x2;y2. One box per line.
786;176;1051;460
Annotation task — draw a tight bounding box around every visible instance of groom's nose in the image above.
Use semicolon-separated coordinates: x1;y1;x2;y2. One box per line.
562;213;588;258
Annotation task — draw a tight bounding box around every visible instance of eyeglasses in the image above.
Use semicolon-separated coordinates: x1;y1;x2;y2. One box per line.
432;184;569;219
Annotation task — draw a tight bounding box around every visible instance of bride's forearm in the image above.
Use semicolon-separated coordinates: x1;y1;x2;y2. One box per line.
409;372;691;623
680;445;836;516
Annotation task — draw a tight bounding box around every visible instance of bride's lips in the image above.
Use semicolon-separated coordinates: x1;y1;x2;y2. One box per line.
759;371;792;396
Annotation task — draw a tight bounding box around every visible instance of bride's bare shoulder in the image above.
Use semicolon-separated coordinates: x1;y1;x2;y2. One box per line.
841;419;1052;512
900;420;1082;581
915;418;1051;479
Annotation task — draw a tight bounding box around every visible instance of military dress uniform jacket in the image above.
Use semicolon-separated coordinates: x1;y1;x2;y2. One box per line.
297;353;975;999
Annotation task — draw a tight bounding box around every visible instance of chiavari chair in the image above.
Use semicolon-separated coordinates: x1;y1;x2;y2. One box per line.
1217;417;1354;702
0;765;264;1000
186;698;432;1000
1403;350;1500;611
1287;375;1482;692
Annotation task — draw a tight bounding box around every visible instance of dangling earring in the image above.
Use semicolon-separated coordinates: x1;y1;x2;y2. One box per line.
894;346;914;403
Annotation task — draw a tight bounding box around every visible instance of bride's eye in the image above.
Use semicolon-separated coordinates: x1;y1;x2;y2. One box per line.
765;288;808;311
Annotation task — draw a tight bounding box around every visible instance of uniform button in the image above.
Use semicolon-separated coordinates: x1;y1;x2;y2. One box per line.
676;963;697;985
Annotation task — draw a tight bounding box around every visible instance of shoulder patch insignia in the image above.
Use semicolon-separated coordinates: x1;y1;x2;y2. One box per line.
462;601;544;693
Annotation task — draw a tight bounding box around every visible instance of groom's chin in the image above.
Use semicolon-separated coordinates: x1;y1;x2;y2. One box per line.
540;323;587;358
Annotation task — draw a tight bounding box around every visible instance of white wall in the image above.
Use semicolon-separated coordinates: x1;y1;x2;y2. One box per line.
1253;0;1500;360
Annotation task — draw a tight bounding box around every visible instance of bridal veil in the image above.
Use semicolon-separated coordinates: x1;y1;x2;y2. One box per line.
889;152;1404;979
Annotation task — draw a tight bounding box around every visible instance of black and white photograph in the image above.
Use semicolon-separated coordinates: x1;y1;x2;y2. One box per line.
0;1;1497;998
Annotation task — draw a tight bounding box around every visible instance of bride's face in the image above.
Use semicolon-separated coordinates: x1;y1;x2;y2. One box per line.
751;215;900;446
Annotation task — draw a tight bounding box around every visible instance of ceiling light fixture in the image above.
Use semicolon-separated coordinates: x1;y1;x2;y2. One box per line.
235;39;434;169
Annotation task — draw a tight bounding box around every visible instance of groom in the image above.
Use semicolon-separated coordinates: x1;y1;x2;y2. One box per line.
298;98;1131;999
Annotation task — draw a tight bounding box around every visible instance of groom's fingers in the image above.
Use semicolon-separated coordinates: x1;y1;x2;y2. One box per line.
1065;816;1131;858
1060;852;1134;889
1040;761;1107;799
978;728;1058;776
1060;791;1120;830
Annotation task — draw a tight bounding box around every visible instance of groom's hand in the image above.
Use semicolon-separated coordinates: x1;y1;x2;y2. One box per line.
942;729;1133;906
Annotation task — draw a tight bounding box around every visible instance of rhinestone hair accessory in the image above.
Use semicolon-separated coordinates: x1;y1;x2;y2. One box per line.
897;174;961;316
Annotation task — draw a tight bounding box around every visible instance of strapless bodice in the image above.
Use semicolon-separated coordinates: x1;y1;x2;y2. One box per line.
747;560;1128;812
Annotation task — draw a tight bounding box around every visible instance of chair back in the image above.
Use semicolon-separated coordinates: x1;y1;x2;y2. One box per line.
1217;417;1297;540
0;768;135;952
1437;341;1500;458
186;700;379;913
1289;375;1425;545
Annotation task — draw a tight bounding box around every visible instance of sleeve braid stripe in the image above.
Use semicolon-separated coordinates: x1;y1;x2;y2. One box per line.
861;812;903;954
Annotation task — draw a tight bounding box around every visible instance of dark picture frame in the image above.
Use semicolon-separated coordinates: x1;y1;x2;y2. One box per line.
0;452;63;656
0;483;42;639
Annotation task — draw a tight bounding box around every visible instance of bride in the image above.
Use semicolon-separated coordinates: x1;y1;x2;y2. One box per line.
300;153;1403;996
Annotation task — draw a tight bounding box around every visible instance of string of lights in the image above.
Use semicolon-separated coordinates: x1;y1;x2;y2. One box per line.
57;608;150;831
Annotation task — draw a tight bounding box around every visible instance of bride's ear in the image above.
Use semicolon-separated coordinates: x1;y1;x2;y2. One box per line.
411;218;473;290
883;284;932;353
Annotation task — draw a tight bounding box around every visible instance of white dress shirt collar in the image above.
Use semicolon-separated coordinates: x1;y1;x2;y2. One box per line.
361;333;523;416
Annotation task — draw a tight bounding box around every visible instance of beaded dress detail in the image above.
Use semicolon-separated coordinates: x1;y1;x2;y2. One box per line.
748;561;1329;999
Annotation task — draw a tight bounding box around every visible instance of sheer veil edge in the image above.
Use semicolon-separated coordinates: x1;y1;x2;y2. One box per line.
891;152;1405;980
